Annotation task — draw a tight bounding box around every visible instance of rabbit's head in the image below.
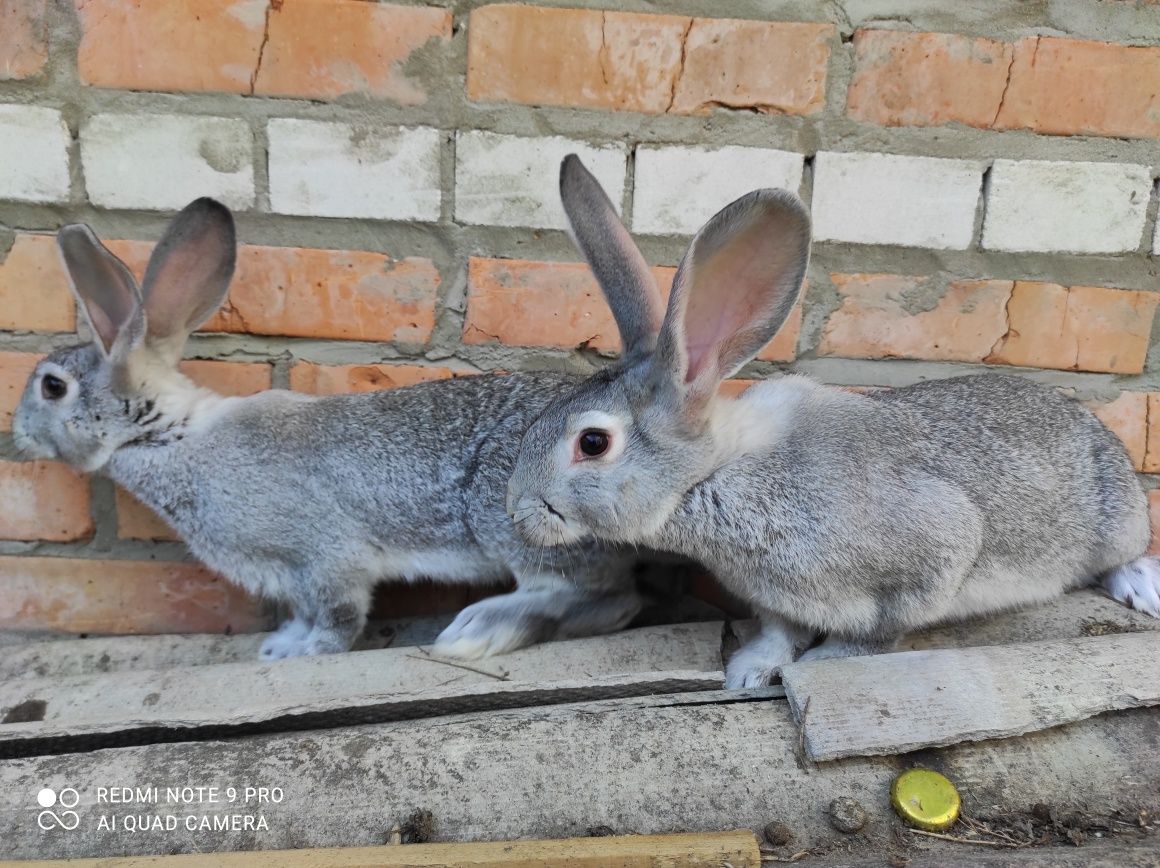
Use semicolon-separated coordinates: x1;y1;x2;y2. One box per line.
13;199;236;472
507;156;810;547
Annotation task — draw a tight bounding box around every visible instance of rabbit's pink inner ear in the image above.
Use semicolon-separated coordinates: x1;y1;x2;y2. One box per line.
677;192;810;392
141;199;236;355
57;225;142;357
682;225;794;383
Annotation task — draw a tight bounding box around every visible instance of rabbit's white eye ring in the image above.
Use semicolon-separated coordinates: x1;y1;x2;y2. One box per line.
41;374;68;401
577;428;611;459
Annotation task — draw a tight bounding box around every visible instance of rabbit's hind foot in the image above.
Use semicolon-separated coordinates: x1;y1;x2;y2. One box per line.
433;584;643;660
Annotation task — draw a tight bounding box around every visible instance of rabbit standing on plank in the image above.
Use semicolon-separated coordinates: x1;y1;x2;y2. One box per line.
507;155;1160;689
12;198;643;660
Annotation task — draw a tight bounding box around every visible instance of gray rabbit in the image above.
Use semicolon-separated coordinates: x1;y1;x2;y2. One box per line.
12;198;643;660
507;156;1160;688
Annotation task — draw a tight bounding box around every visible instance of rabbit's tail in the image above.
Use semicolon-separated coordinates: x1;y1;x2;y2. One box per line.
1102;556;1160;618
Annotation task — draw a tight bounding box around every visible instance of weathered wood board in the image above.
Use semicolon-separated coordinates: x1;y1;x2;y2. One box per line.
6;830;762;867
0;616;455;681
9;587;1144;683
781;632;1160;761
843;840;1160;868
899;588;1160;651
0;596;727;682
729;588;1160;654
0;693;1155;860
0;623;725;757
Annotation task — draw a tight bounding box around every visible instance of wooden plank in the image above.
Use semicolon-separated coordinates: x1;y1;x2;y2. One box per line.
0;597;728;681
0;830;761;868
844;840;1160;868
730;588;1160;654
781;632;1160;762
8;587;1141;683
900;588;1160;651
0;694;1154;860
0;616;456;681
0;622;724;757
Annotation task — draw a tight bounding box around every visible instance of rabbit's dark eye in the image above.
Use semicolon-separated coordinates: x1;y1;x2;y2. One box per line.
41;374;68;401
578;429;611;458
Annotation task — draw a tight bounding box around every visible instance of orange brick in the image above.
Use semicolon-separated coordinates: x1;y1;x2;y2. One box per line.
468;6;831;117
178;359;271;396
1087;392;1148;471
847;31;1160;140
671;18;833;116
77;0;450;103
0;235;76;332
255;1;451;103
103;240;440;344
468;6;689;113
995;37;1160;139
0;0;48;79
76;0;265;94
0;461;93;541
846;30;1014;128
719;379;756;398
987;283;1159;375
0;555;269;634
823;275;1159;375
115;487;177;542
289;362;457;395
464;258;801;361
464;258;663;352
819;274;1012;363
212;246;439;343
1145;395;1160;474
0;351;42;432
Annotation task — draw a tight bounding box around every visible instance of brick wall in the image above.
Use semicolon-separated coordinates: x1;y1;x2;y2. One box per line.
1;0;1159;636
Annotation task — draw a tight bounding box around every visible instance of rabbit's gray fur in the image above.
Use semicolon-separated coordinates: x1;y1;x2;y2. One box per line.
13;199;642;660
507;156;1160;688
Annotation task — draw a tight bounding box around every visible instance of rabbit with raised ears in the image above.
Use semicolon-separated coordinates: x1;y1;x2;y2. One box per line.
12;198;646;660
507;155;1160;689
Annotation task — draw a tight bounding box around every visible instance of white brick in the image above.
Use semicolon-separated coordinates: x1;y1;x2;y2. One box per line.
82;114;254;211
0;105;70;204
267;120;441;221
982;159;1152;254
455;132;627;230
812;151;984;249
633;145;805;236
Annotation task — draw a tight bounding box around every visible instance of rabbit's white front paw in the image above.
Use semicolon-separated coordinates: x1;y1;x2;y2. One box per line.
725;617;811;689
724;645;791;689
433;596;547;660
259;617;312;659
1104;557;1160;618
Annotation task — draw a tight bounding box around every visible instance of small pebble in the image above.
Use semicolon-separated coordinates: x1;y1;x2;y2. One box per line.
828;797;867;833
763;820;794;846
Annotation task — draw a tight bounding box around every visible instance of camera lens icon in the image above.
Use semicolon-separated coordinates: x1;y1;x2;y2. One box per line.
37;787;80;831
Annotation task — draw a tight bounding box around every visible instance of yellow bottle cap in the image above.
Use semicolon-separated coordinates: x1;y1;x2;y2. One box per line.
890;768;961;831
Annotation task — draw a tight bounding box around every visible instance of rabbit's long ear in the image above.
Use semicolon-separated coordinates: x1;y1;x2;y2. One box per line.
141;198;236;367
653;189;810;419
560;155;664;360
58;224;145;359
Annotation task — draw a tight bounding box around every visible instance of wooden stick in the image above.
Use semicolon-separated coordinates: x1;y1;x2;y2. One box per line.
13;830;763;867
908;829;1030;848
